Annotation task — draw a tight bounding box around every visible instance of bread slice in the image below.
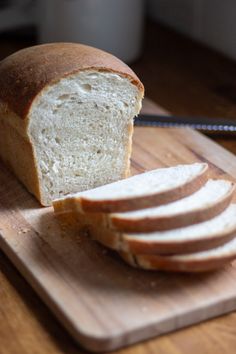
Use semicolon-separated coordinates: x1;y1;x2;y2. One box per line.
53;162;208;213
0;43;144;206
121;204;236;254
53;180;235;252
120;235;236;272
109;179;235;232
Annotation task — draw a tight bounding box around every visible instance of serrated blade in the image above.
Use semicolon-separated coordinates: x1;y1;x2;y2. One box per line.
135;114;236;133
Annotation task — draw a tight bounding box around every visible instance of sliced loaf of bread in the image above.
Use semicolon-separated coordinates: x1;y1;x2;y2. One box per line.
53;162;236;272
0;43;144;206
109;179;235;232
120;236;236;272
53;163;208;213
67;202;236;253
53;180;235;254
121;204;236;254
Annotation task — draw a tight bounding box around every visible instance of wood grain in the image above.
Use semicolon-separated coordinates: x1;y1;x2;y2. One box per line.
1;98;236;351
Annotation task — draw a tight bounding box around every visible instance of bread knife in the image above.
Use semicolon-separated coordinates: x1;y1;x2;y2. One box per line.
135;113;236;134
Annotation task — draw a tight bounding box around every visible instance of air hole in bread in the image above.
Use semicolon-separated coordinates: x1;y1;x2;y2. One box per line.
87;73;98;79
80;83;92;92
58;94;70;100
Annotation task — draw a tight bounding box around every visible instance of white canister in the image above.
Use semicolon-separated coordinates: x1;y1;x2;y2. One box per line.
37;0;145;63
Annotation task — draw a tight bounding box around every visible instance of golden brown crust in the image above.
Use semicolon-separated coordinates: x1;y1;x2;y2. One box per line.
110;183;235;233
0;43;144;119
0;115;41;201
80;163;208;212
123;229;236;255
131;253;236;272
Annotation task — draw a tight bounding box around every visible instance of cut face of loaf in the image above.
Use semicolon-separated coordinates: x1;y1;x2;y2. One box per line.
53;162;208;213
120;236;236;272
109;179;235;232
0;43;144;206
122;204;236;254
29;70;141;205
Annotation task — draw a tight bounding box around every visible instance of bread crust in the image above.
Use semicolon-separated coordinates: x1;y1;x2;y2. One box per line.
110;182;235;232
0;43;144;119
124;252;236;272
123;229;236;255
79;163;208;212
0;115;41;201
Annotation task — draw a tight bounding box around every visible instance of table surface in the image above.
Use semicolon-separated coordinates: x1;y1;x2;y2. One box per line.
1;21;236;354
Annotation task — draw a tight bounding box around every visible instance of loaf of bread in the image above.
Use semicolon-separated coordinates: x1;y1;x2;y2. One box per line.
0;43;144;205
53;162;236;272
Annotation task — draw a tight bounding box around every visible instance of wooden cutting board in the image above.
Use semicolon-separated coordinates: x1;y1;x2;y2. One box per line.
1;99;236;352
